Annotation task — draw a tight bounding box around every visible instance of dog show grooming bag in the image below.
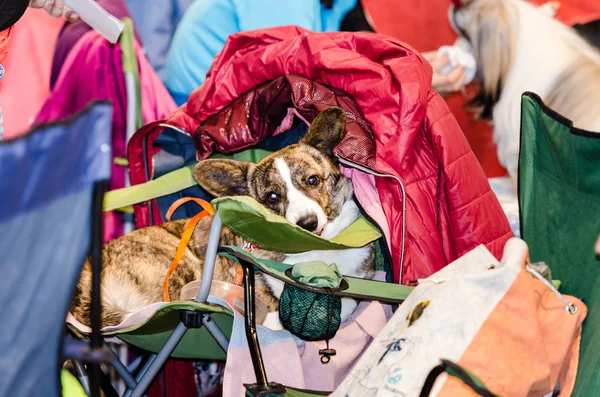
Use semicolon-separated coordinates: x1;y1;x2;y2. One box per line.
331;238;587;397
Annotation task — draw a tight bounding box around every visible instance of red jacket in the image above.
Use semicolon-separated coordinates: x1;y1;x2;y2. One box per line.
129;26;513;284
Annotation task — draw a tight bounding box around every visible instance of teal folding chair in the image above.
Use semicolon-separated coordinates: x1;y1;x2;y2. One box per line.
519;92;600;396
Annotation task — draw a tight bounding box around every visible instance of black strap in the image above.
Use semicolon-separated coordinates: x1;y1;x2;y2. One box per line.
0;0;29;31
419;359;498;397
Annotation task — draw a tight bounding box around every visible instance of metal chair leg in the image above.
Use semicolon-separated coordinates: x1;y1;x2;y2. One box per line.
98;366;120;397
105;342;137;390
90;181;108;397
202;313;229;352
72;360;91;396
240;260;268;388
238;259;286;396
125;323;188;397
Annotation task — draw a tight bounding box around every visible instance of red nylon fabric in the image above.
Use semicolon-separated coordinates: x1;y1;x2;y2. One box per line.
528;0;600;26
128;26;512;283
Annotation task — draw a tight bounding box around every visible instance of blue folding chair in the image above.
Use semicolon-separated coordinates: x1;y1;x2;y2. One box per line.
0;102;112;397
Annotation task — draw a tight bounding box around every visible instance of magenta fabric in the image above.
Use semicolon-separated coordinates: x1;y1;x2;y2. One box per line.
50;0;142;90
35;30;176;242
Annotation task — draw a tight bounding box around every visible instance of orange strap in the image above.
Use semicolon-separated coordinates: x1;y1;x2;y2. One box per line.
162;198;215;302
233;265;244;286
0;28;12;64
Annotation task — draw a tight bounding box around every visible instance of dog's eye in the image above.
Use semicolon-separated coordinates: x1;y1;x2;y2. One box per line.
268;192;280;202
308;175;320;186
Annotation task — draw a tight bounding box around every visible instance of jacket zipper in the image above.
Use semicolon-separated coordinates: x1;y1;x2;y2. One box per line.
157;123;197;160
158;123;192;138
337;156;407;284
353;194;395;280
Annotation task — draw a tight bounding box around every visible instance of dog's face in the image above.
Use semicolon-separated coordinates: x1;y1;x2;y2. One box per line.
451;0;514;118
194;107;352;234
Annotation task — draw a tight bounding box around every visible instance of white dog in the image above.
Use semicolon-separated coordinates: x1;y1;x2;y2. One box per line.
440;0;600;179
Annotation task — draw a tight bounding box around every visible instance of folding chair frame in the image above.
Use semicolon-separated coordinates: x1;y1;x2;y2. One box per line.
61;180;114;397
71;212;286;397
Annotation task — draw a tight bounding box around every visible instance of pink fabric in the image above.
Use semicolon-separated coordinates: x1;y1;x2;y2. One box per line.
272;108;297;136
341;166;392;250
34;30;176;242
276;113;392;249
0;9;64;139
223;271;394;396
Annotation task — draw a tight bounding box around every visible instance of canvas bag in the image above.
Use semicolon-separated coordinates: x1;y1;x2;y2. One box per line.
332;238;587;397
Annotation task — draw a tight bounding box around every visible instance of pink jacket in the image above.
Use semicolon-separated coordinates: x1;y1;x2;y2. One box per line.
34;30;176;241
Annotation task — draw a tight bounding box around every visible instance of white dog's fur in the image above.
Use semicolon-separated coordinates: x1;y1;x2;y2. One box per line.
453;0;600;178
263;190;371;330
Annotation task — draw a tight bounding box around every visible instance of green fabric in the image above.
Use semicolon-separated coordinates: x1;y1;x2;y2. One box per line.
61;370;87;397
119;18;143;129
552;280;561;290
518;93;600;396
213;196;382;253
374;241;385;271
211;148;273;163
104;164;197;211
69;302;233;360
420;360;496;397
291;261;342;288
245;392;284;397
445;363;493;394
283;389;329;397
220;246;413;303
102;148;273;213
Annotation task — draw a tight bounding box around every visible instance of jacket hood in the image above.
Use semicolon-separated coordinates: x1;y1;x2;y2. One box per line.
178;25;433;174
127;26;513;283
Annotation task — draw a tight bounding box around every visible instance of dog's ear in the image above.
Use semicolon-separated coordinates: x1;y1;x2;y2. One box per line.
194;159;254;197
301;107;346;159
460;0;512;118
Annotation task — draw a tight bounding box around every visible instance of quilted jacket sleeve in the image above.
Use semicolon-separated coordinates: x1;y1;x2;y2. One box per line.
424;91;513;261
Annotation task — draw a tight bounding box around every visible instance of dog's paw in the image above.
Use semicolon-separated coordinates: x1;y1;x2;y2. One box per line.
262;311;284;331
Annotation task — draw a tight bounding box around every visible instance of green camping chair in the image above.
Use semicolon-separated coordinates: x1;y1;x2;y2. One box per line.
68;167;414;397
518;92;600;396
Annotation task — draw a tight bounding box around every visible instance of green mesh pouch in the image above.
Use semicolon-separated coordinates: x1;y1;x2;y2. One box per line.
279;284;341;342
278;260;345;352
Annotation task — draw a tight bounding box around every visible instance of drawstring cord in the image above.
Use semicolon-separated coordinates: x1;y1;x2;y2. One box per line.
319;287;337;364
526;264;578;314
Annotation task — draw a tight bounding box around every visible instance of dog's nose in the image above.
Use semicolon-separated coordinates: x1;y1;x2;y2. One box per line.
296;215;319;232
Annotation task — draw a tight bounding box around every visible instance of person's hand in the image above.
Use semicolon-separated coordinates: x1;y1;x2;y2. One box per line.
423;51;466;95
29;0;80;22
595;235;600;256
